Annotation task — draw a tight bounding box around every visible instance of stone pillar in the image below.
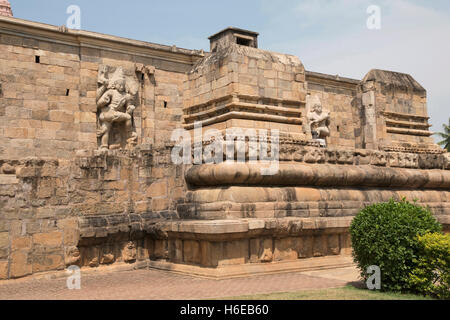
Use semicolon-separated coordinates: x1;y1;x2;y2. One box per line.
0;0;13;17
361;81;377;150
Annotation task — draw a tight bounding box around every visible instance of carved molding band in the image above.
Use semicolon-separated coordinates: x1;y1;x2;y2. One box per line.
183;94;304;129
179;186;450;220
383;111;433;137
185;162;450;188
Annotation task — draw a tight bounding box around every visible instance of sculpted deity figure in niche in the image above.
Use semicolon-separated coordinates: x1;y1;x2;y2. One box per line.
122;241;137;263
307;95;330;146
96;66;138;150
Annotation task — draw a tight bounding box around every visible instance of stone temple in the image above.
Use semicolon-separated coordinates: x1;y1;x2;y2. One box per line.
0;7;449;280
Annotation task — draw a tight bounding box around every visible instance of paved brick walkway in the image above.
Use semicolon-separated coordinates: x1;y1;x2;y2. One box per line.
0;267;360;300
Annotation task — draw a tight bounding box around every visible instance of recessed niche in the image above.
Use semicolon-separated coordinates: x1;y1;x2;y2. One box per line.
236;37;251;47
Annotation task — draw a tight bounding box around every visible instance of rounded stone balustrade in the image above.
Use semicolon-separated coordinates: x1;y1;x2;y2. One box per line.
185;162;450;189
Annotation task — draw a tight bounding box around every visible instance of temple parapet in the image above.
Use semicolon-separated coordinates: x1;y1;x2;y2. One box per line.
359;69;438;152
183;27;307;140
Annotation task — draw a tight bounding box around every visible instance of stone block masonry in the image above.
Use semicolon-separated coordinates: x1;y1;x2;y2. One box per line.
0;18;449;280
0;15;202;161
0;146;187;279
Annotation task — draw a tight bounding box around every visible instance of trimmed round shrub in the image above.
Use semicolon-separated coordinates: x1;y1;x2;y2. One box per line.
409;232;450;299
350;199;442;292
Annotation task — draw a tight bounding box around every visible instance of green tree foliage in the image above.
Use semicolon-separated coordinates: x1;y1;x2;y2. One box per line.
409;232;450;299
435;118;450;151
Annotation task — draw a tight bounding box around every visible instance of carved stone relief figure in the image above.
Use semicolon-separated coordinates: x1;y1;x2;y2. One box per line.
307;95;330;147
304;147;325;163
371;151;387;166
65;246;81;267
100;253;115;265
96;66;138;150
122;241;137;263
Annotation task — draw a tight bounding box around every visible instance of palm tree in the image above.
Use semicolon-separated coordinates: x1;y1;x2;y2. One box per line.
435;118;450;151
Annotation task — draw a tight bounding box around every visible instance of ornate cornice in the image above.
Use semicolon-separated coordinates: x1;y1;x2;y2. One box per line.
0;15;205;66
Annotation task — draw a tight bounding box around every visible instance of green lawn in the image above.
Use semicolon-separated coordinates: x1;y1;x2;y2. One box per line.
220;285;433;300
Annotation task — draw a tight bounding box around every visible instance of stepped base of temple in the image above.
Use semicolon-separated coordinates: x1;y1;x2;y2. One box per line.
148;255;354;280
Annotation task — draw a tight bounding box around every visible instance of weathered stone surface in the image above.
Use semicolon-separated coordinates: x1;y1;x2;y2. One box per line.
147;180;167;198
0;0;13;17
96;66;138;150
152;239;167;260
220;240;248;266
183;240;200;264
185;163;450;188
274;238;299;261
298;236;314;258
0;17;447;281
250;238;273;263
11;237;31;251
360;70;436;152
32;231;63;248
122;242;137;263
327;234;341;255
32;253;65;273
0;232;9;250
0;260;8;280
1;163;15;174
169;239;183;263
10;251;32;278
100;253;115;265
445;153;450;170
65;246;81;266
88;257;99;268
